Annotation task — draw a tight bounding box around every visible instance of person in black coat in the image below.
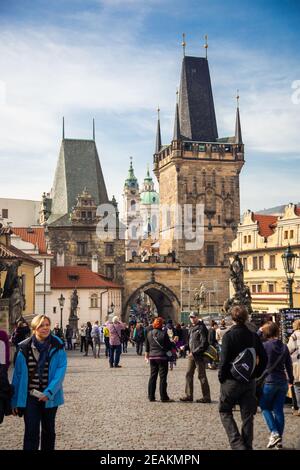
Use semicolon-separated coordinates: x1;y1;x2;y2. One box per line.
218;305;267;450
0;330;13;424
145;317;174;402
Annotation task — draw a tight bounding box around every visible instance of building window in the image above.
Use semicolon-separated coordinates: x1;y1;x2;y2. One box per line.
242;257;248;271
257;284;262;293
268;284;275;293
248;235;251;243
252;285;257;293
269;255;276;269
105;243;114;256
284;230;288;240
218;215;221;225
290;230;294;239
244;235;247;244
90;294;98;308
2;209;8;218
105;264;114;279
81;211;86;219
259;256;264;270
252;256;258;270
130;200;136;212
206;244;216;266
77;242;87;256
87;211;92;219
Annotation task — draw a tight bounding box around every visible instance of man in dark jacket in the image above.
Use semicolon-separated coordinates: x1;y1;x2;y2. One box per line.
180;312;211;403
218;305;267;450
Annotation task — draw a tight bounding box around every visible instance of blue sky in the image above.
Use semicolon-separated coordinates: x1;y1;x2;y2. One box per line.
0;0;299;215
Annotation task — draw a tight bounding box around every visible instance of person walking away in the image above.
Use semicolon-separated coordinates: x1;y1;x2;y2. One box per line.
207;321;219;369
91;321;101;358
11;315;67;450
133;323;145;356
64;324;73;351
216;319;229;355
107;316;125;367
287;319;300;416
84;322;93;356
180;312;211;403
259;321;294;449
218;305;267;451
180;323;189;358
52;323;63;340
80;324;86;353
121;325;130;353
103;325;110;357
145;317;174;402
0;330;13;424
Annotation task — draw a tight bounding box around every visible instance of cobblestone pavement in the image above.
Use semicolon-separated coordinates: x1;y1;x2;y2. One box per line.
1;347;299;450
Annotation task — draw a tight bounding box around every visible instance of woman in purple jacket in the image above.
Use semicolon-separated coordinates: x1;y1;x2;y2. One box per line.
259;321;294;449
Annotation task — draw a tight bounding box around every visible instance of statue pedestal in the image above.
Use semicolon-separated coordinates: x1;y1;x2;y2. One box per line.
0;299;10;334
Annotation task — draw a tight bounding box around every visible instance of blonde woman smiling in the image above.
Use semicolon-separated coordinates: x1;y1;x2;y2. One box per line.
11;314;67;450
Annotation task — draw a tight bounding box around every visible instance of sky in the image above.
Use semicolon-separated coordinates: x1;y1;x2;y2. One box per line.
0;0;299;216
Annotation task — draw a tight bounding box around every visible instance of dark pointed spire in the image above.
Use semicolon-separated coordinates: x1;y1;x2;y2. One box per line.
93;118;95;140
155;107;162;154
62;116;65;140
173;90;181;141
235;90;243;144
178;56;218;142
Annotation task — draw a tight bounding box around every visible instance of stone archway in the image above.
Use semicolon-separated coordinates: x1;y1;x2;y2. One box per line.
123;281;180;323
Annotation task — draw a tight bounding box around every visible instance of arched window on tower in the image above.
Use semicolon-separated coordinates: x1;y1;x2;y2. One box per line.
130;200;136;212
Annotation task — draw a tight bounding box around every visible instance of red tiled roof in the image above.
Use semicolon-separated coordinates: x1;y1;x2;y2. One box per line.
51;266;122;289
0;242;41;265
12;227;48;254
253;214;278;238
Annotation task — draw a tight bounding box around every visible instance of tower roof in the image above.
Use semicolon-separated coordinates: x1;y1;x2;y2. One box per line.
179;56;218;142
124;157;139;189
173;99;181;141
48;139;108;225
155;109;162;153
235;106;243;144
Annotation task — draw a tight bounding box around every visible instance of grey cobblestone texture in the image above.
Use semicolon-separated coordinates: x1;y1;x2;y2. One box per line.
1;348;299;450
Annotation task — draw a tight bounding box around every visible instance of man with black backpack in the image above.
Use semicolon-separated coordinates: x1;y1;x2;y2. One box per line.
180;312;211;403
218;305;267;450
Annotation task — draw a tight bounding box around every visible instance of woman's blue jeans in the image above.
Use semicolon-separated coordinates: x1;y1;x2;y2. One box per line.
259;382;288;437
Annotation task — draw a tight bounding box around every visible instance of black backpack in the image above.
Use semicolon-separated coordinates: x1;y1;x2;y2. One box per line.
230;347;257;383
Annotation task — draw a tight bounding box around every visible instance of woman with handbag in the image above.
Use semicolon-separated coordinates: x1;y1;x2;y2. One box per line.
145;317;174;402
259;321;294;449
11;314;67;450
287;319;300;416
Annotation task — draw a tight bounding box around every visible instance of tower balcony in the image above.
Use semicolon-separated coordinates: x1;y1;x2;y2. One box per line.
154;140;244;171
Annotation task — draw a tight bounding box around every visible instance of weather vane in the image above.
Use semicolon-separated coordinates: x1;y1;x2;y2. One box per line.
182;33;186;57
204;34;208;59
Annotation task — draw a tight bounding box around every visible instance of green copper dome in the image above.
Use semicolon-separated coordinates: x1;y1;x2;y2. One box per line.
140;191;159;205
124;158;138;189
140;164;159;205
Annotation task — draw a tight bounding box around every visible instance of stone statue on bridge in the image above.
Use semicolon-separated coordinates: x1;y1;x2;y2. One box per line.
223;253;252;314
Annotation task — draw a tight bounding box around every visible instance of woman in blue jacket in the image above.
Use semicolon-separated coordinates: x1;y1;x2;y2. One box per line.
11;314;67;450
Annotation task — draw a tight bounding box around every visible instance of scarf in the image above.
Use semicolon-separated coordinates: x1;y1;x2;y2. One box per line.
32;335;51;383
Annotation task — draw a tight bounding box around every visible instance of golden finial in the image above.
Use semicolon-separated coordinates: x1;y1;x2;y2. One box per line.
176;88;179;103
182;33;186;57
204;34;208;59
236;89;240;108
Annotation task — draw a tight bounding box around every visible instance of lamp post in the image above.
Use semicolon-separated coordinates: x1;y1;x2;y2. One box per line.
282;245;299;309
58;293;65;330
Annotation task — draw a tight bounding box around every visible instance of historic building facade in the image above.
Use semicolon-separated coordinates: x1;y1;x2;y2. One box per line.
41;131;125;287
229;203;300;312
123;52;245;320
123;159;159;261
